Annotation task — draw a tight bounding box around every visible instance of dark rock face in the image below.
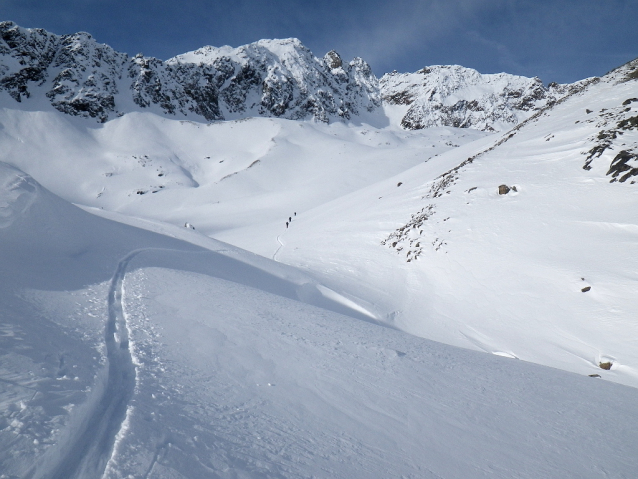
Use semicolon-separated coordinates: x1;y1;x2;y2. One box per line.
0;21;579;131
0;23;58;103
167;40;382;123
0;22;380;124
582;85;638;184
324;50;343;70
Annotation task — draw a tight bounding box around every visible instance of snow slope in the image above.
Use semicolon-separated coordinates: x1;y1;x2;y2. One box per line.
2;162;638;478
1;58;636;395
2;21;638;477
261;61;638;388
0;105;487;237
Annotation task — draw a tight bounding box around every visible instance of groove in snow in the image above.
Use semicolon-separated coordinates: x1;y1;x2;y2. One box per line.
43;251;139;479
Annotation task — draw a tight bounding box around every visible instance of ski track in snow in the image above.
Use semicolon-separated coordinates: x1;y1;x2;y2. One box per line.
45;251;141;479
273;234;284;261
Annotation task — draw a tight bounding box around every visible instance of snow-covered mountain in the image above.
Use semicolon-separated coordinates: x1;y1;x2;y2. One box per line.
168;41;380;122
380;65;588;131
0;21;380;123
264;56;638;388
1;21;577;130
2;19;638;479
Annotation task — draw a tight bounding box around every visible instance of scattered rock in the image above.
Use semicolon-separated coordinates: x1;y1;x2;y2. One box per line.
607;150;638;183
511;185;518;192
498;184;510;195
581;286;591;292
397;182;403;187
599;361;612;370
588;374;601;378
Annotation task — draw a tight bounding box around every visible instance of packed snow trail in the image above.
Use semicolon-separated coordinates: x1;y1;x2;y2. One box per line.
273;234;284;261
45;251;140;479
41;243;386;478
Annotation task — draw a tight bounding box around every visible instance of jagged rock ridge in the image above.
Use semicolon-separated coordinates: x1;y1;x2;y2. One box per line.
168;40;380;122
0;21;579;130
380;65;583;132
0;21;380;123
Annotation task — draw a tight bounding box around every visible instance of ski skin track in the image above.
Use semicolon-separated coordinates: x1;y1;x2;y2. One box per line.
273;234;284;261
38;241;379;478
35;251;142;479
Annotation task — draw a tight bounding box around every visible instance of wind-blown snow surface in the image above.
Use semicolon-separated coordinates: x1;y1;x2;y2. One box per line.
2;161;638;478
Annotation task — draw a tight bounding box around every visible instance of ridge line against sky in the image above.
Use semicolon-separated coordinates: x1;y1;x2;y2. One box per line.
1;0;637;84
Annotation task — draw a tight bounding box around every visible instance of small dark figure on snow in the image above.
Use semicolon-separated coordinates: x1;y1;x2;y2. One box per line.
286;222;289;228
294;212;296;216
289;217;292;222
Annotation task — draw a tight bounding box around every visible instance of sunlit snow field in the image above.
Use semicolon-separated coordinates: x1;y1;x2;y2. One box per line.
1;64;638;478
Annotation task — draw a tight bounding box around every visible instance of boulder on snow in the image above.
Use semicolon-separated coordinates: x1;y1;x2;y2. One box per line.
498;184;510;195
599;361;613;370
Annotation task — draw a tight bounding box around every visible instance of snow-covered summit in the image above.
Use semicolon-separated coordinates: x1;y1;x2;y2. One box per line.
1;21;582;130
0;22;380;123
168;37;380;121
380;64;579;131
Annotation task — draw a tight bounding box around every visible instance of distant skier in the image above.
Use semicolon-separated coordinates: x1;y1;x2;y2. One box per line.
289;216;292;222
286;221;289;228
294;212;296;216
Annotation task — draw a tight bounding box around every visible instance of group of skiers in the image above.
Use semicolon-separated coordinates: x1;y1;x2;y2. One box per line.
285;212;297;228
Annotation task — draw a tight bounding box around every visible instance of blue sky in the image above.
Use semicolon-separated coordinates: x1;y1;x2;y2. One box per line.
2;0;636;84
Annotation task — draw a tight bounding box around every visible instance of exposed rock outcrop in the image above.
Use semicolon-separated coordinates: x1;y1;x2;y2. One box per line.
380;65;576;132
0;22;380;123
0;21;577;130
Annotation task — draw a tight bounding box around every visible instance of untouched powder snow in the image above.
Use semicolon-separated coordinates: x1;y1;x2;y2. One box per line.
1;162;638;478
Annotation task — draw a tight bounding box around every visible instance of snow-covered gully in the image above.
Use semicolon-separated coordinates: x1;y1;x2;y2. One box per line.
47;251;140;479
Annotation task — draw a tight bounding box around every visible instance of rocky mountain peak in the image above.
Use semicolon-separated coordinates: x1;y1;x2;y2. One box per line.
0;22;580;131
380;64;568;131
324;50;343;70
0;24;381;124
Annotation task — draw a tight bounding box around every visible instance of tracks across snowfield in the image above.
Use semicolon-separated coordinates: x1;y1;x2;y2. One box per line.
273;234;285;261
33;244;384;478
40;251;142;479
